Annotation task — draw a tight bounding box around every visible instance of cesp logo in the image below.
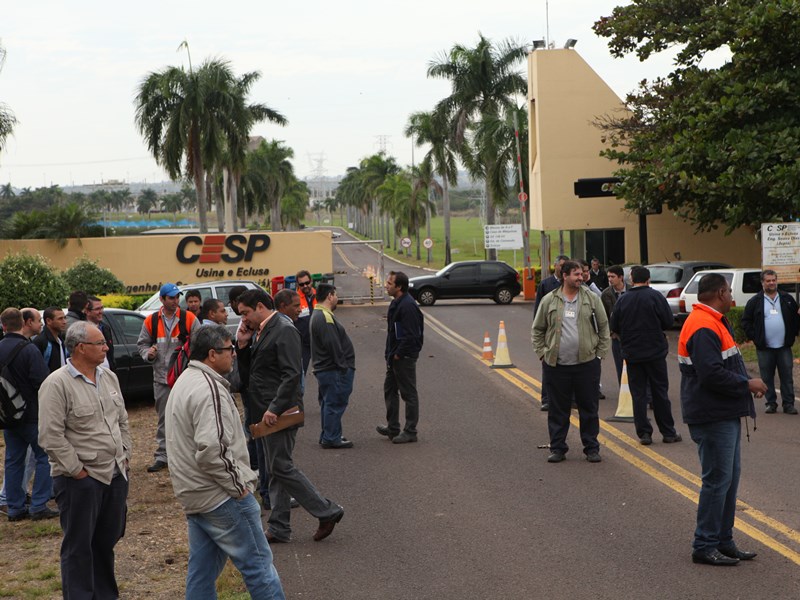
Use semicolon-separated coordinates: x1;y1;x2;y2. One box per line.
176;234;271;264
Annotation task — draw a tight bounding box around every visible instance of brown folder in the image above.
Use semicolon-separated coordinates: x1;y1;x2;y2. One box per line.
248;407;305;439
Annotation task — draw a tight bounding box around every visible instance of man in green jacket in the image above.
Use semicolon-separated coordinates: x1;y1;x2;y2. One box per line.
532;260;611;463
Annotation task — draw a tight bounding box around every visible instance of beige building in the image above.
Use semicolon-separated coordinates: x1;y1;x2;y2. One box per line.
527;48;761;268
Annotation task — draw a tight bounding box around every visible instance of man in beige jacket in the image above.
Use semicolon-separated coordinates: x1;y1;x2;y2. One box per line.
39;321;131;600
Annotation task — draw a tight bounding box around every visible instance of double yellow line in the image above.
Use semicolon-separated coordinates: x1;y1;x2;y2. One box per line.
425;311;800;565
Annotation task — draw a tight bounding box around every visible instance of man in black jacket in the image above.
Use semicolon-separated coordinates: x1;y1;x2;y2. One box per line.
610;266;682;445
742;269;800;414
0;308;56;522
377;271;424;444
236;289;343;544
85;296;115;371
33;307;68;373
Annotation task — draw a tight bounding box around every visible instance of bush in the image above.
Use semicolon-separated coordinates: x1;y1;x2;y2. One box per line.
0;253;69;309
63;258;125;295
100;294;148;311
727;306;747;343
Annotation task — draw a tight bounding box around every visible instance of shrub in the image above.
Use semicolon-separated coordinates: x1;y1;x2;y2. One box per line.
727;306;747;344
100;294;146;311
0;253;69;309
63;258;125;295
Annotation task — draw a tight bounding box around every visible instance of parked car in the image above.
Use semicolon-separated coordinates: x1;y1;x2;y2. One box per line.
408;261;522;306
679;268;765;316
102;308;155;402
137;280;265;333
644;261;732;321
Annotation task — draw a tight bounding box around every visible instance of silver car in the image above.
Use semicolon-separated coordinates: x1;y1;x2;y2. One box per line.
643;261;731;321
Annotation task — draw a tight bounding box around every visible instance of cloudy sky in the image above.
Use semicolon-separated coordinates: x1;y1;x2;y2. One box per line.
0;1;681;189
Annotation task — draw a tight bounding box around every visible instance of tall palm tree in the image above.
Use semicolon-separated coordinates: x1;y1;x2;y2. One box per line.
160;193;183;222
240;139;295;230
281;178;309;230
0;42;17;158
406;110;457;264
0;183;14;199
427;33;527;259
360;153;400;241
413;157;442;262
137;188;158;218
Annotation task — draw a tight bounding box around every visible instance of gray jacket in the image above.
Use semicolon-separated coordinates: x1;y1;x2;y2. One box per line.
136;308;199;384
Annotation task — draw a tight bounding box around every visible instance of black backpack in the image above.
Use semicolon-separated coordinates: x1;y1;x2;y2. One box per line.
0;341;31;429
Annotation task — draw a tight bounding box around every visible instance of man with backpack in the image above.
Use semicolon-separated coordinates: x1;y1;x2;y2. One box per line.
0;308;55;522
137;283;198;473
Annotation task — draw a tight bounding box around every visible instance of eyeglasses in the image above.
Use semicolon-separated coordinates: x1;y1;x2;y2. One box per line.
298;281;312;287
214;346;235;353
81;340;108;347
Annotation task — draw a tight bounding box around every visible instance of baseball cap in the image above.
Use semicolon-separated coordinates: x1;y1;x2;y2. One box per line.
160;283;182;298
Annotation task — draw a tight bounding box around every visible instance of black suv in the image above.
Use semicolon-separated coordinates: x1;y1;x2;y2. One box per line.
408;261;522;306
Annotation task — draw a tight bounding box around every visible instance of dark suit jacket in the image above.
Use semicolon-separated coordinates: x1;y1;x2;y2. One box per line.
237;313;303;425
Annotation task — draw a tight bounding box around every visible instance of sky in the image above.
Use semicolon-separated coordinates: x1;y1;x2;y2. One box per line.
0;0;682;189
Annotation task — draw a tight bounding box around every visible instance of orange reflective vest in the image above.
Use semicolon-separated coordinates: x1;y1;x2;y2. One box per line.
299;291;316;320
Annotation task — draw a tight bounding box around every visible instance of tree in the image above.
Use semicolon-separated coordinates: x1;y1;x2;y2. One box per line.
63;258;125;295
427;33;527;259
0;183;14;199
0;254;69;309
160;193;183;222
281;178;309;230
137;188;158;218
406;110;457;264
241;139;295;230
0;42;17;158
593;0;800;231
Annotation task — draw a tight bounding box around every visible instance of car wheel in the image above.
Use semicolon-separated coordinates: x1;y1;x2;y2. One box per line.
494;287;514;304
417;288;436;306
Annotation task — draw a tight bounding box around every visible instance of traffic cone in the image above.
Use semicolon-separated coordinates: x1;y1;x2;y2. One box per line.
607;360;634;423
481;331;494;361
491;321;516;369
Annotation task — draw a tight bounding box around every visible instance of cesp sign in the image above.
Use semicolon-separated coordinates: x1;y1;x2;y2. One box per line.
176;234;271;264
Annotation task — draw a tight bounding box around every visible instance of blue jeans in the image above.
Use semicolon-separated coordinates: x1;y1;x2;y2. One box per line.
0;447;35;505
3;423;52;517
756;346;795;407
689;418;741;552
186;494;285;600
315;368;354;444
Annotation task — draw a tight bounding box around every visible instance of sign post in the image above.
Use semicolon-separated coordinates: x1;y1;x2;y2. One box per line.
484;224;524;251
761;223;800;284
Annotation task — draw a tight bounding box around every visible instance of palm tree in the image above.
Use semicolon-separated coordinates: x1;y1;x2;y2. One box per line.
0;43;17;158
335;167;367;234
241;139;295;230
427;33;527;259
281;178;309;230
41;203;97;247
360;153;400;241
160;193;183;222
137;188;158;218
413;157;443;262
0;183;14;199
406;110;457;264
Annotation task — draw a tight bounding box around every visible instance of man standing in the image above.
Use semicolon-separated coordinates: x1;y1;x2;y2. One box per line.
275;289;302;324
589;258;608;290
600;265;629;383
294;270;317;376
166;325;285;599
532;261;610;463
21;308;43;339
199;298;228;326
185;289;202;317
742;269;800;414
533;255;569;411
33;307;69;373
377;271;424;444
39;321;131;596
679;273;767;566
611;266;682;445
0;308;54;522
579;259;603;296
311;283;356;449
65;291;89;330
86;296;115;371
237;289;343;543
137;283;199;473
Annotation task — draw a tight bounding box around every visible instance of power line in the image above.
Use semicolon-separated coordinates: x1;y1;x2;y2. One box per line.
2;156;155;168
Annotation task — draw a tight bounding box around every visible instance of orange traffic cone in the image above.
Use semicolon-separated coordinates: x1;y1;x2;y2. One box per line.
481;331;494;361
607;360;634;423
491;321;515;369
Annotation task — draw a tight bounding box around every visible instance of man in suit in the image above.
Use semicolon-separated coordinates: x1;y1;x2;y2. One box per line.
236;289;343;544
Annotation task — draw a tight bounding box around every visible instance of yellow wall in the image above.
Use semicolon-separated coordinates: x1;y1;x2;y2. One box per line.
0;231;333;294
527;49;761;266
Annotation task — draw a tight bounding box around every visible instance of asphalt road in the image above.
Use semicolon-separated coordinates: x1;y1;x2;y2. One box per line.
269;233;800;599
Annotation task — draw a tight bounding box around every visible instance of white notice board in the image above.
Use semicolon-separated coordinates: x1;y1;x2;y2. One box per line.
484;224;523;250
761;223;800;283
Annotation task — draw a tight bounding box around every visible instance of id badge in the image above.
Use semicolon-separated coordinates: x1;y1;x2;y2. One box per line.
564;310;576;318
770;309;779;315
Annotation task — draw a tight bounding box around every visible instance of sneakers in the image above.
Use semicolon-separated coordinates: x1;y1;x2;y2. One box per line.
784;405;798;415
540;403;549;412
765;405;777;414
586;452;602;463
30;507;59;521
663;434;683;443
547;452;565;463
639;433;653;446
8;512;29;522
392;432;418;444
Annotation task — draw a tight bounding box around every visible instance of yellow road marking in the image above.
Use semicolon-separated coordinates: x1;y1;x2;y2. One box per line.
424;310;800;563
335;244;359;271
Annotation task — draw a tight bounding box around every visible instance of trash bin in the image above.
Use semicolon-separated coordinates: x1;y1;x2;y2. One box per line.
321;272;335;286
311;273;323;287
271;276;285;296
285;275;297;291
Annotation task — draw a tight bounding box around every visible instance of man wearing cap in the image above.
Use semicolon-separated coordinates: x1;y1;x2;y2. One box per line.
137;283;199;473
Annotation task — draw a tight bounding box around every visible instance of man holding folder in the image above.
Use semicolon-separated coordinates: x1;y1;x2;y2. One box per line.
236;289;344;544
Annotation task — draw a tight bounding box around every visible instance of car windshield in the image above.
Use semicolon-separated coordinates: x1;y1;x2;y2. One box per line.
648;266;682;284
684;272;733;294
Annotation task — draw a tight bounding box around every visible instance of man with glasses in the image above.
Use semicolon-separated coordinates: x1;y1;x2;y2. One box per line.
166;325;285;598
137;283;199;473
86;296;115;371
294;270;317;376
39;321;131;597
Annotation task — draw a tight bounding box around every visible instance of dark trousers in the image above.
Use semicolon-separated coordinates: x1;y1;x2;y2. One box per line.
544;359;601;455
756;346;795;408
54;474;128;600
254;437;271;508
611;338;624;383
383;357;419;435
627;359;677;439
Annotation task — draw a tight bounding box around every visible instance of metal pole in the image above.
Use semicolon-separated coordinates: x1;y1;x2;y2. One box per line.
512;110;531;272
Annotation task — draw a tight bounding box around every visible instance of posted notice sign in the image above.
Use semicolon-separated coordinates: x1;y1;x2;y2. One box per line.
761;223;800;283
484;224;523;250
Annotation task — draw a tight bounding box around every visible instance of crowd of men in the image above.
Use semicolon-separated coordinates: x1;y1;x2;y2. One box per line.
0;269;425;598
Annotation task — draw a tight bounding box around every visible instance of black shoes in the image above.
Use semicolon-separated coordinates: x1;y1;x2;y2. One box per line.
147;460;168;473
540;403;549;412
321;439;354;449
313;509;344;541
639;434;653;446
586;452;602;463
376;425;398;440
392;432;417;444
718;546;757;561
30;507;59;521
765;404;777;414
547;452;565;463
784;405;798;415
7;512;29;522
692;548;740;566
663;434;683;443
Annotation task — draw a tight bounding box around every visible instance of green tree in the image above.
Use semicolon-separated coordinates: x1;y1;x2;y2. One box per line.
0;183;14;199
63;258;125;295
160;193;183;222
0;253;69;309
137;188;158;218
427;33;527;259
0;42;17;158
281;178;309;230
593;0;800;231
241;139;295;230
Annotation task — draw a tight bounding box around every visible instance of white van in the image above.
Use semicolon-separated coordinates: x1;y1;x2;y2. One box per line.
679;268;763;315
